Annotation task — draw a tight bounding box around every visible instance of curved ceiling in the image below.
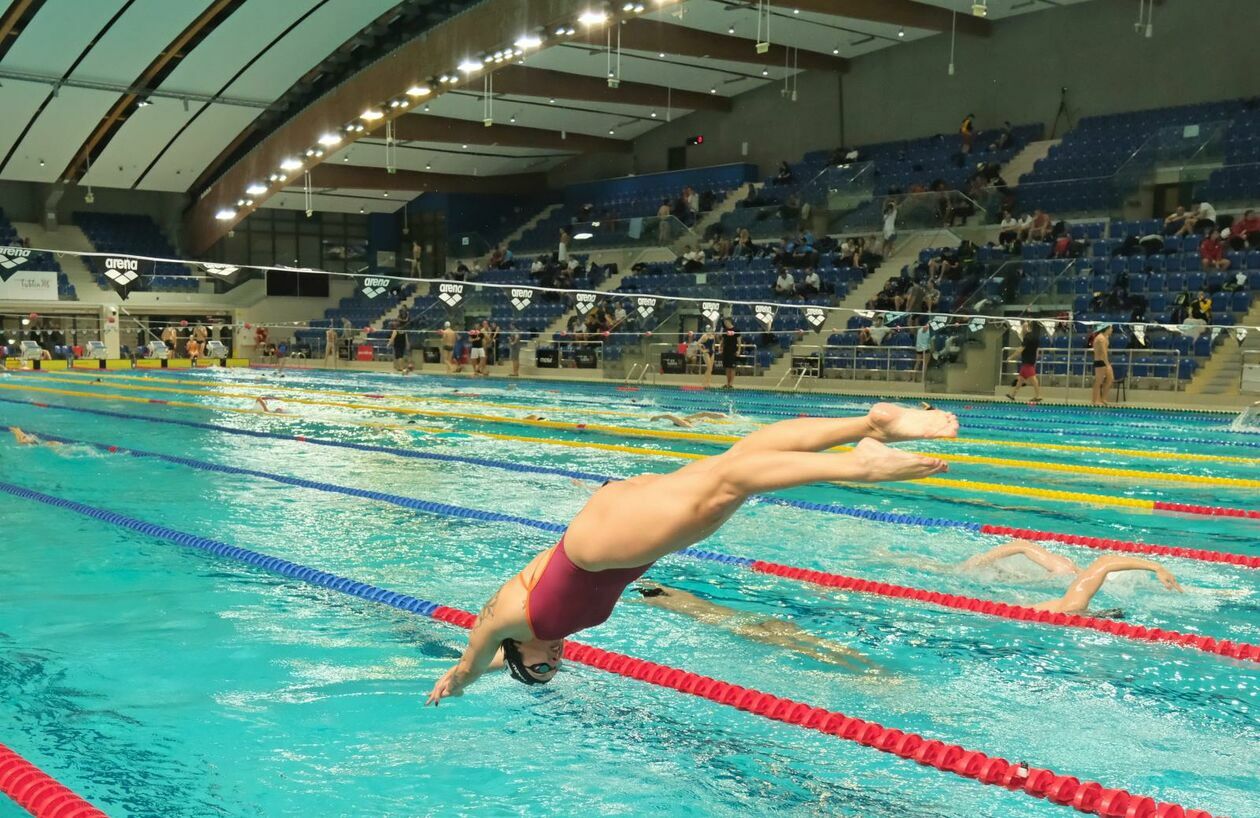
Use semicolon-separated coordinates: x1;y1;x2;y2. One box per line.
0;0;1093;240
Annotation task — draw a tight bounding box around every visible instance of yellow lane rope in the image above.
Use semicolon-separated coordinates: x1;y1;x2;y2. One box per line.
22;374;1259;490
53;368;736;424
54;370;1258;466
1;379;1178;513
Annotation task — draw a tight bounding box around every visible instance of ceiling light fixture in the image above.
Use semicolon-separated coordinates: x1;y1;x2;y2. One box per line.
318;132;341;146
458;59;482;73
246;182;267;196
578;10;608;26
897;27;905;38
425;162;432;170
650;111;657;118
215;208;236;221
406;85;431;97
515;34;543;50
279;157;302;171
361;108;384;121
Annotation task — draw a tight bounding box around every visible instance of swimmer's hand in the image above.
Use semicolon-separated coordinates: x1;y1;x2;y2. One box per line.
1155;567;1183;592
426;666;468;706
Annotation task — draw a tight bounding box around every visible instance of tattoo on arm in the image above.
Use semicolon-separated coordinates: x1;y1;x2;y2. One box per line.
478;588;501;623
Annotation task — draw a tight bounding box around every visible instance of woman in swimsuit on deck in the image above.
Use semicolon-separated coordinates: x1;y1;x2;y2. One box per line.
426;403;958;703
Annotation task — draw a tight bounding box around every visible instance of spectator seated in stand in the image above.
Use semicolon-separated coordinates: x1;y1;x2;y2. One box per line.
1163;206;1189;236
1025;209;1054;242
1176;202;1217;237
773;161;795;185
773;268;797;299
679;245;706;273
1199;228;1231;272
798;268;823;297
1227;209;1260;250
710;233;732;262
858;315;891;346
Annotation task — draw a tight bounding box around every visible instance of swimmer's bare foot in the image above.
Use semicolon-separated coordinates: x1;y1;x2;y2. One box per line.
854;438;948;480
866;402;959;443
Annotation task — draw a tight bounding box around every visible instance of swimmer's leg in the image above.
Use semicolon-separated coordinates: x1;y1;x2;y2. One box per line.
727;403;958;456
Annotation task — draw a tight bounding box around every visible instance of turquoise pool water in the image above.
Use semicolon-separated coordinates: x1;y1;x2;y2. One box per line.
0;369;1256;818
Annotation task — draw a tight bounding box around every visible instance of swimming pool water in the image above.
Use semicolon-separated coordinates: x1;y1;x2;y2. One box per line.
0;369;1256;818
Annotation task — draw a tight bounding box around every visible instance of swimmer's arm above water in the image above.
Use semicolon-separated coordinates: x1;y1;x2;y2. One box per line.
961;539;1077;574
1039;556;1183;613
10;427;37;445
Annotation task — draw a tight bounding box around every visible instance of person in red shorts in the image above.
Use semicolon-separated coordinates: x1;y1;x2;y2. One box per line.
1006;321;1043;403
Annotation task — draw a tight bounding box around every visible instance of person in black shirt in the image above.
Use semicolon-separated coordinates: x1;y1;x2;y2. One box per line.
719;318;740;390
1006;321;1043;403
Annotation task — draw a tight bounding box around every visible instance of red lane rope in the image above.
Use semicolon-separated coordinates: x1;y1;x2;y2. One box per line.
427;607;1215;818
978;525;1260;569
0;743;108;818
745;561;1260;664
1152;500;1260;520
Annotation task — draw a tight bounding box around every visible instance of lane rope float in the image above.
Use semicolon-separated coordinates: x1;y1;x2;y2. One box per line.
24;373;1260;489
21;430;1258;664
0;742;108;818
0;481;1219;818
6;396;1257;570
6;381;1258;520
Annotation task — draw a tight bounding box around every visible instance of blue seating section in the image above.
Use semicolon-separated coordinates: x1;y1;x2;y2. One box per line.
720;125;1042;239
514;164;756;253
74;211;195;293
1201;110;1260;203
1016;98;1259;214
0;209;74;300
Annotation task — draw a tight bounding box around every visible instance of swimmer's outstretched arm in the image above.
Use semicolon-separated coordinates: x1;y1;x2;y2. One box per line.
961;539;1079;574
426;582;532;706
1035;556;1182;613
10;427;37;445
650;414;693;428
685;412;729;421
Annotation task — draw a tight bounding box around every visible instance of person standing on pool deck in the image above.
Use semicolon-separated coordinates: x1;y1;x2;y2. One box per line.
719;317;740;390
1091;324;1114;407
389;321;408;372
1007;321;1043;403
425;403;957;702
440;322;457;374
507;324;522;378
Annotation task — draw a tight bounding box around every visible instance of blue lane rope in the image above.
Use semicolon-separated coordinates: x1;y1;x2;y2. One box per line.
0;482;453;619
4;398;979;534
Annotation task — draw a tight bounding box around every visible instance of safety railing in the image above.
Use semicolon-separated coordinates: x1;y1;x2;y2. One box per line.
784;344;923;384
998;346;1185;391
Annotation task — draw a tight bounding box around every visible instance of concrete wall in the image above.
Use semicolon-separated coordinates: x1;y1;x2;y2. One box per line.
551;0;1260;187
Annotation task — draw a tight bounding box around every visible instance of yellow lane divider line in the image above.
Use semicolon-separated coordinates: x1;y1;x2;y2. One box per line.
23;373;1259;490
56;370;1257;466
1;379;1180;513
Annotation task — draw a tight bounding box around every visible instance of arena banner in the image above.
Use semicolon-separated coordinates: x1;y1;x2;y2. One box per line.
437;281;464;307
0;269;58;301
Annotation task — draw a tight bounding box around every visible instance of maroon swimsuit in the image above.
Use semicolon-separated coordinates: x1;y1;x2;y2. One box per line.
525;537;653;640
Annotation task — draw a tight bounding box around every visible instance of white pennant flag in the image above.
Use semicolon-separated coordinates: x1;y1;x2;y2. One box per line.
1211;326;1223;342
510;287;533;311
635;296;658;319
1007;319;1024;339
1039;319;1056;337
1132;324;1146;346
202;263;239;277
803;307;826;329
754;304;776;329
928;315;947;331
883;311;906;324
437;281;464;307
575;292;597;315
855;309;875;319
701;301;722;325
968;317;986;333
1235;326;1248;344
361;276;389;299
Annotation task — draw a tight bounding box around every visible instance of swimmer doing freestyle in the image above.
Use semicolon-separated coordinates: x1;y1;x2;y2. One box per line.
426;403;958;704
